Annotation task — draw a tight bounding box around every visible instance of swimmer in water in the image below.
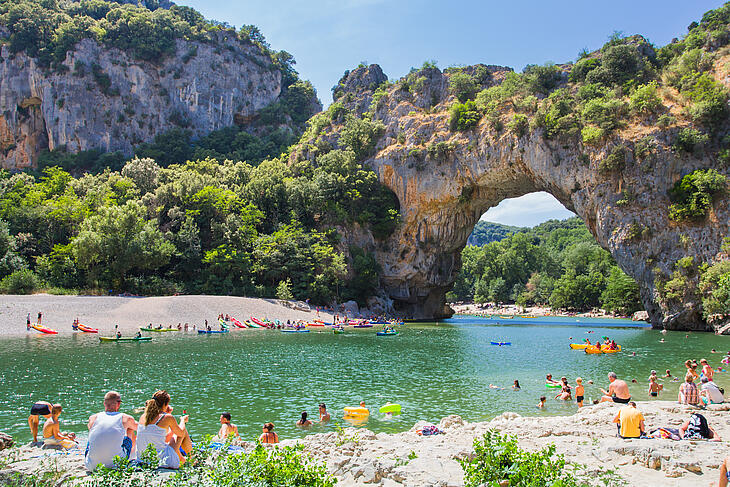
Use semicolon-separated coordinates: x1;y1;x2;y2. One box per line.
664;369;672;378
512;380;521;389
537;396;546;409
659;338;665;343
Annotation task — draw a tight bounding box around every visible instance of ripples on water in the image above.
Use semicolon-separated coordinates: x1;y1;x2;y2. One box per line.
1;316;728;443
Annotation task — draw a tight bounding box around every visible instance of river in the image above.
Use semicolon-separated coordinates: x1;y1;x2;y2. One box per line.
1;315;728;443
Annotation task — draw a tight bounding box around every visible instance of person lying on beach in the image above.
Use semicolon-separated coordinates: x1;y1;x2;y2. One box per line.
42;404;77;449
319;403;330;423
136;390;192;468
575;378;584;407
217;412;239;440
260;423;279;444
85;391;138;471
537;396;546;408
612;401;644;439
295;411;312;428
28;401;53;443
678;412;721;441
599;372;631;403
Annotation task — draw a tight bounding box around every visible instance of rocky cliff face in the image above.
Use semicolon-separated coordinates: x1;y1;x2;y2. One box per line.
0;32;283;169
313;64;730;331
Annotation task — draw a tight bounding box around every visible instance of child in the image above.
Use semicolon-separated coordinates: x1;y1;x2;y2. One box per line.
575;377;585;407
648;376;661;398
537;396;546;409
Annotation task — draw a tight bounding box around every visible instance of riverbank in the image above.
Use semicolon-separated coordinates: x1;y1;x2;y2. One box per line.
0;294;334;337
1;401;727;486
450;302;637;320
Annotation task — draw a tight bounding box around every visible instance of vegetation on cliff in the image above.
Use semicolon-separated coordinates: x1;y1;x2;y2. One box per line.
451;218;641;313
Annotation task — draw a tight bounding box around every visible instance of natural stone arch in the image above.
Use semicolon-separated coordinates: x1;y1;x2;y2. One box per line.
322;64;730;330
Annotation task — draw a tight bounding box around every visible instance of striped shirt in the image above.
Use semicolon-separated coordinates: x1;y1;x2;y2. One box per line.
679;382;700;405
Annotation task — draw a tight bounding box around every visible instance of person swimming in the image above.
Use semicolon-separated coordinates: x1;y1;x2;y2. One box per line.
259;423;278;444
537;396;546;408
513;380;520;389
295;411;312;428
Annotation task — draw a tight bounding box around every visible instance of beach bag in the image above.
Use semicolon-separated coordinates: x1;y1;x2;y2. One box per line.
418;425;442;436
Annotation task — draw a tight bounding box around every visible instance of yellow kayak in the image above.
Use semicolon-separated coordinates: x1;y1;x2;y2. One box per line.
585;345;622;354
570;343;590;350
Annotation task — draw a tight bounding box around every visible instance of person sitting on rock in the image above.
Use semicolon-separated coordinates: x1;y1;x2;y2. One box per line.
217;412;239;440
612;401;644;439
259;422;279;444
716;456;730;487
599;372;631;403
678;373;700;406
42;404;77;449
700;376;725;404
678;412;721;441
85;391;138;471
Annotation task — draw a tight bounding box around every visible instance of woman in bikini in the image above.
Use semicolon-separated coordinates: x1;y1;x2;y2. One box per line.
259;422;279;444
135;390;192;468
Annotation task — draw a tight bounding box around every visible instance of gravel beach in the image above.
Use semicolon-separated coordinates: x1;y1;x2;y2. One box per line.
0;294;333;337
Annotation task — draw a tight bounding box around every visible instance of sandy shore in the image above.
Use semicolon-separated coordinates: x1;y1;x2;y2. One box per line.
0;294;333;337
1;401;727;486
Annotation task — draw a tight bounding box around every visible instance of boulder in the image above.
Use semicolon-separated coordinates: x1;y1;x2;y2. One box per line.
0;432;13;450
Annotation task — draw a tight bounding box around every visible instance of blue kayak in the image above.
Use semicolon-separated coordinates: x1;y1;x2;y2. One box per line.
376;331;398;336
198;330;229;334
281;329;309;333
490;341;511;346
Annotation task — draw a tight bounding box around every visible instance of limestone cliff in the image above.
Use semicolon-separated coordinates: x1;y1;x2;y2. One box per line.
298;51;730;331
0;32;286;169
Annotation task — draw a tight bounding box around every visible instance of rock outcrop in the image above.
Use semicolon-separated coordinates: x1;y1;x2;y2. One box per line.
314;63;730;330
0;32;285;169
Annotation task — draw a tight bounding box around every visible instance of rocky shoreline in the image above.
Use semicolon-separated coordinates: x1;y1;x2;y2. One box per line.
2;401;726;486
449;302;643;321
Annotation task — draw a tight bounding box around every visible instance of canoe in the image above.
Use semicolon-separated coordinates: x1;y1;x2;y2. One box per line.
218;319;229;330
498;316;514;319
139;327;178;332
74;324;98;333
250;317;267;328
376;331;398;336
569;343;590;349
197;329;229;334
379;404;401;414
353;324;373;328
99;336;152;342
585;345;621;354
490;341;511;346
281;329;309;333
31;324;57;335
231;318;248;329
306;323;326;327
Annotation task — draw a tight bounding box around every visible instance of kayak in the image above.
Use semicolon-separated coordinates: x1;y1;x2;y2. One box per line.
281;329;309;333
353;324;373;328
74;323;98;333
100;336;152;342
379;404;401;414
231;318;248;329
218;319;229;330
570;343;591;350
31;324;57;335
306;323;326;327
585;345;621;354
250;317;267;328
139;327;178;332
198;329;229;334
376;331;398;336
333;328;345;334
491;341;511;346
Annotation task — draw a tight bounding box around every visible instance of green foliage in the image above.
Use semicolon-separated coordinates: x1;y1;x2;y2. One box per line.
668;168;727;221
673;127;709;154
344;246;380;306
460;430;578;487
523;63;562;94
682;73;729;131
581;126;604;146
507;113;529;137
580;95;626;132
338;116;385;160
601;267;642;314
629;81;663;115
449;71;478;102
569;57;600;83
585;43;654;88
598;145;627;174
276;278;293;300
700;260;730;317
0;268;40;294
449;100;481;131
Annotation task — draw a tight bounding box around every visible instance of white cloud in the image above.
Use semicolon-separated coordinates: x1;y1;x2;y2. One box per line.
480;192;575;228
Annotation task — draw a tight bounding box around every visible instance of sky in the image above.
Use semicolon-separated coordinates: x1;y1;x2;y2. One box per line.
178;0;723;226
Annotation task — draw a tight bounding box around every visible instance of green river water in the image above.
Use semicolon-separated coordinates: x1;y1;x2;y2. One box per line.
1;316;728;443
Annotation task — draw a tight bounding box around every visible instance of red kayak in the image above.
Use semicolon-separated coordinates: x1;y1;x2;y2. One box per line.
31;324;58;335
76;323;98;333
250;317;268;328
231;318;248;329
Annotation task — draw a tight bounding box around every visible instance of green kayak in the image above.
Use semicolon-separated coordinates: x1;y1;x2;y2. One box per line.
139;327;177;332
100;336;152;342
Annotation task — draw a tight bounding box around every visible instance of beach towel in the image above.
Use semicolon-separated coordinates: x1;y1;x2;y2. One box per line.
417;424;443;436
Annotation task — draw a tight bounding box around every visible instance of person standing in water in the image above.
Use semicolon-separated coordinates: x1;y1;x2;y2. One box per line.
318;403;330;423
217;412;239;440
575;378;585;407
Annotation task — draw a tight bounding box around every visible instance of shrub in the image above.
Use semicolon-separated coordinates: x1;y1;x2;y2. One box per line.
0;269;40;294
459;430;578;487
338;116;385;160
630;81;663;115
669;168;727;221
449;71;478;102
700;260;730;317
507;114;529;137
599;145;627;173
581;96;626;131
569;57;600;83
427;141;455;160
634;136;657;160
523;63;562;94
683;73;730;131
276;278;294;300
581;126;604;146
586;43;654;87
449;101;481;131
673;127;709;154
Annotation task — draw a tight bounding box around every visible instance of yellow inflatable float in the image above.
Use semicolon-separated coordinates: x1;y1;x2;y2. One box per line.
344;406;370;417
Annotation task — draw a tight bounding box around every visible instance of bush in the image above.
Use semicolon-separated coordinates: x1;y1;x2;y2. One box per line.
700;260;730;317
581;125;604;146
599;145;627;173
630;81;663;115
449;71;478;102
0;269;40;294
673;127;709;154
569;57;600;83
586;43;654;87
460;430;578;487
581;96;626;131
683;73;730;131
523;63;562;94
449;101;481;131
276;278;293;300
507;114;529;137
669;168;727;221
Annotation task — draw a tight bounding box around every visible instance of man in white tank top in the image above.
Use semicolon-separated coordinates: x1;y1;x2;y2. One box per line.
84;391;138;471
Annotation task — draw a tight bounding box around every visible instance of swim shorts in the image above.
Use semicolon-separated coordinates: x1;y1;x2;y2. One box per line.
30;403;51;416
612;395;631;404
576;395;584;403
650;392;658;397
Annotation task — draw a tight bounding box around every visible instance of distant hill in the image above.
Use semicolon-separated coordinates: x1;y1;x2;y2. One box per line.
467;221;523;246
